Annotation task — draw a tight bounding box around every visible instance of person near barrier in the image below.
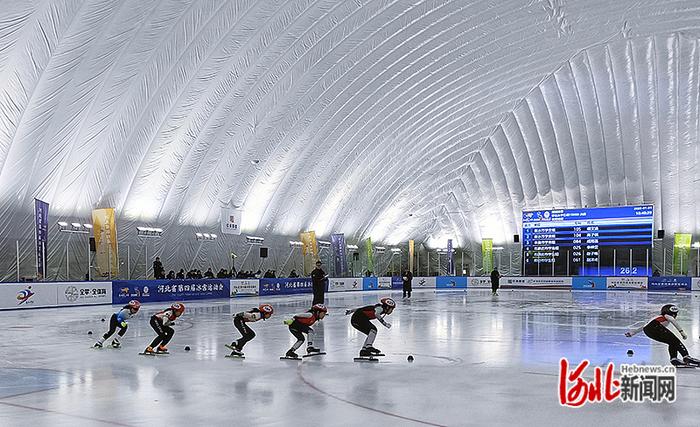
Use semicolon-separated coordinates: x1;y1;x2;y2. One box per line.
143;303;185;355
94;300;141;348
402;269;413;298
625;304;700;366
490;268;501;296
283;304;327;358
345;298;395;357
311;260;328;305
226;304;273;357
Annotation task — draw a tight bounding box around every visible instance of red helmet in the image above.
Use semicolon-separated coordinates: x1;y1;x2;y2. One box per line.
128;300;141;312
311;304;328;313
259;304;274;319
380;297;396;312
171;303;185;316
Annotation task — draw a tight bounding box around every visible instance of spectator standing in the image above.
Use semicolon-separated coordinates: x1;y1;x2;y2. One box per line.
402;269;413;298
490;268;502;296
166;270;175;279
289;269;299;278
311;260;327;305
153;257;164;279
176;269;185;279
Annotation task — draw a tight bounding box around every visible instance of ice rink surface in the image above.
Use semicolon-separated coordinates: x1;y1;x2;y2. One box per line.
1;288;700;427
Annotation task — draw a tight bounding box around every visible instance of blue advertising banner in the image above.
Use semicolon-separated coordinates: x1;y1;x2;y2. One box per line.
259;278;314;296
572;276;607;290
447;239;454;275
331;233;347;275
648;276;692;291
34;199;49;278
362;277;379;290
436;276;467;289
113;279;230;304
391;276;403;289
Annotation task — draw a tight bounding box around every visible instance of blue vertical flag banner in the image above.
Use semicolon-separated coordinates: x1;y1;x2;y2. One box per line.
34;199;49;279
447;239;454;275
331;233;347;275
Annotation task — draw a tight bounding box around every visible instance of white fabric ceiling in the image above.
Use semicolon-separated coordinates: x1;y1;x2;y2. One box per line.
0;0;699;270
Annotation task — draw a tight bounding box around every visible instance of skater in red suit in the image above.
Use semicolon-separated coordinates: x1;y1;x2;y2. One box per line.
144;303;185;355
345;297;395;357
283;304;327;358
227;303;274;356
625;304;700;366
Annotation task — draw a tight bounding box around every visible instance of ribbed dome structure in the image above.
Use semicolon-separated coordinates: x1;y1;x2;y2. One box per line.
0;0;698;278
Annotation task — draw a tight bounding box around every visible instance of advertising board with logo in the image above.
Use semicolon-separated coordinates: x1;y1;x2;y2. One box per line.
413;277;437;288
647;276;691;291
377;277;393;289
0;283;58;310
606;277;648;290
230;279;259;297
572;277;608;290
328;278;362;292
502;277;572;288
468;277;492;288
391;276;403;289
693;278;700;291
57;282;112;305
113;279;230;304
436;276;467;289
259;278;313;296
362;277;379;290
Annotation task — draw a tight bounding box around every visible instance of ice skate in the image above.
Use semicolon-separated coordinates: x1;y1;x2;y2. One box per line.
303;346;326;358
670;357;692;367
354;348;379;362
93;341;103;348
156;345;169;354
111;338;121;348
140;346;156;356
281;349;301;360
683;356;700;366
225;343;243;355
365;346;384;356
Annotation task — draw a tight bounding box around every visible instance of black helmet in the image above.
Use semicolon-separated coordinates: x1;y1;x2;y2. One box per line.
661;304;679;318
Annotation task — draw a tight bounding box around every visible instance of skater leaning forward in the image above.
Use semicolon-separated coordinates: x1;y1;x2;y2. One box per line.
144;303;185;355
94;300;141;348
625;304;700;366
227;304;274;356
283;304;328;359
345;297;395;357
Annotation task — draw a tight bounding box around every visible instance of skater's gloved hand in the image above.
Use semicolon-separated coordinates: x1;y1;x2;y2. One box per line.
624;332;632;337
284;319;293;325
120;321;127;328
681;331;688;340
383;322;392;329
345;309;352;315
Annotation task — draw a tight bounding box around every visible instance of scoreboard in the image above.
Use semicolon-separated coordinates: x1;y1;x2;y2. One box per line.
522;205;653;276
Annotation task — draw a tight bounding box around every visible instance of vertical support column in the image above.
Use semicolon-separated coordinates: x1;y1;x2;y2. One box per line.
613;248;617;276
16;240;20;282
127;245;131;280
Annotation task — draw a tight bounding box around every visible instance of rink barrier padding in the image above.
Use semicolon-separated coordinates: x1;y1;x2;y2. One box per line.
0;281;112;310
112;279;229;305
2;275;699;311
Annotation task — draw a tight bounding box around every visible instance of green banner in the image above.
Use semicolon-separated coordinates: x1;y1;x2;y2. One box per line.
366;237;374;275
482;238;493;272
673;233;692;275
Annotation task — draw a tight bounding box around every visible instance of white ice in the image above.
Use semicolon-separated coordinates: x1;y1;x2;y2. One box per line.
1;289;700;427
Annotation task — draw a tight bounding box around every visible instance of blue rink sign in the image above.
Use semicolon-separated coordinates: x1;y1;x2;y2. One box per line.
436;277;467;288
647;277;691;291
259;278;313;296
113;279;229;304
572;277;608;290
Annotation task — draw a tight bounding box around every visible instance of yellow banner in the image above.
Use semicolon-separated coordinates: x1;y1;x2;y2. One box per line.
482;238;493;272
92;208;119;277
300;231;318;275
408;240;415;273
